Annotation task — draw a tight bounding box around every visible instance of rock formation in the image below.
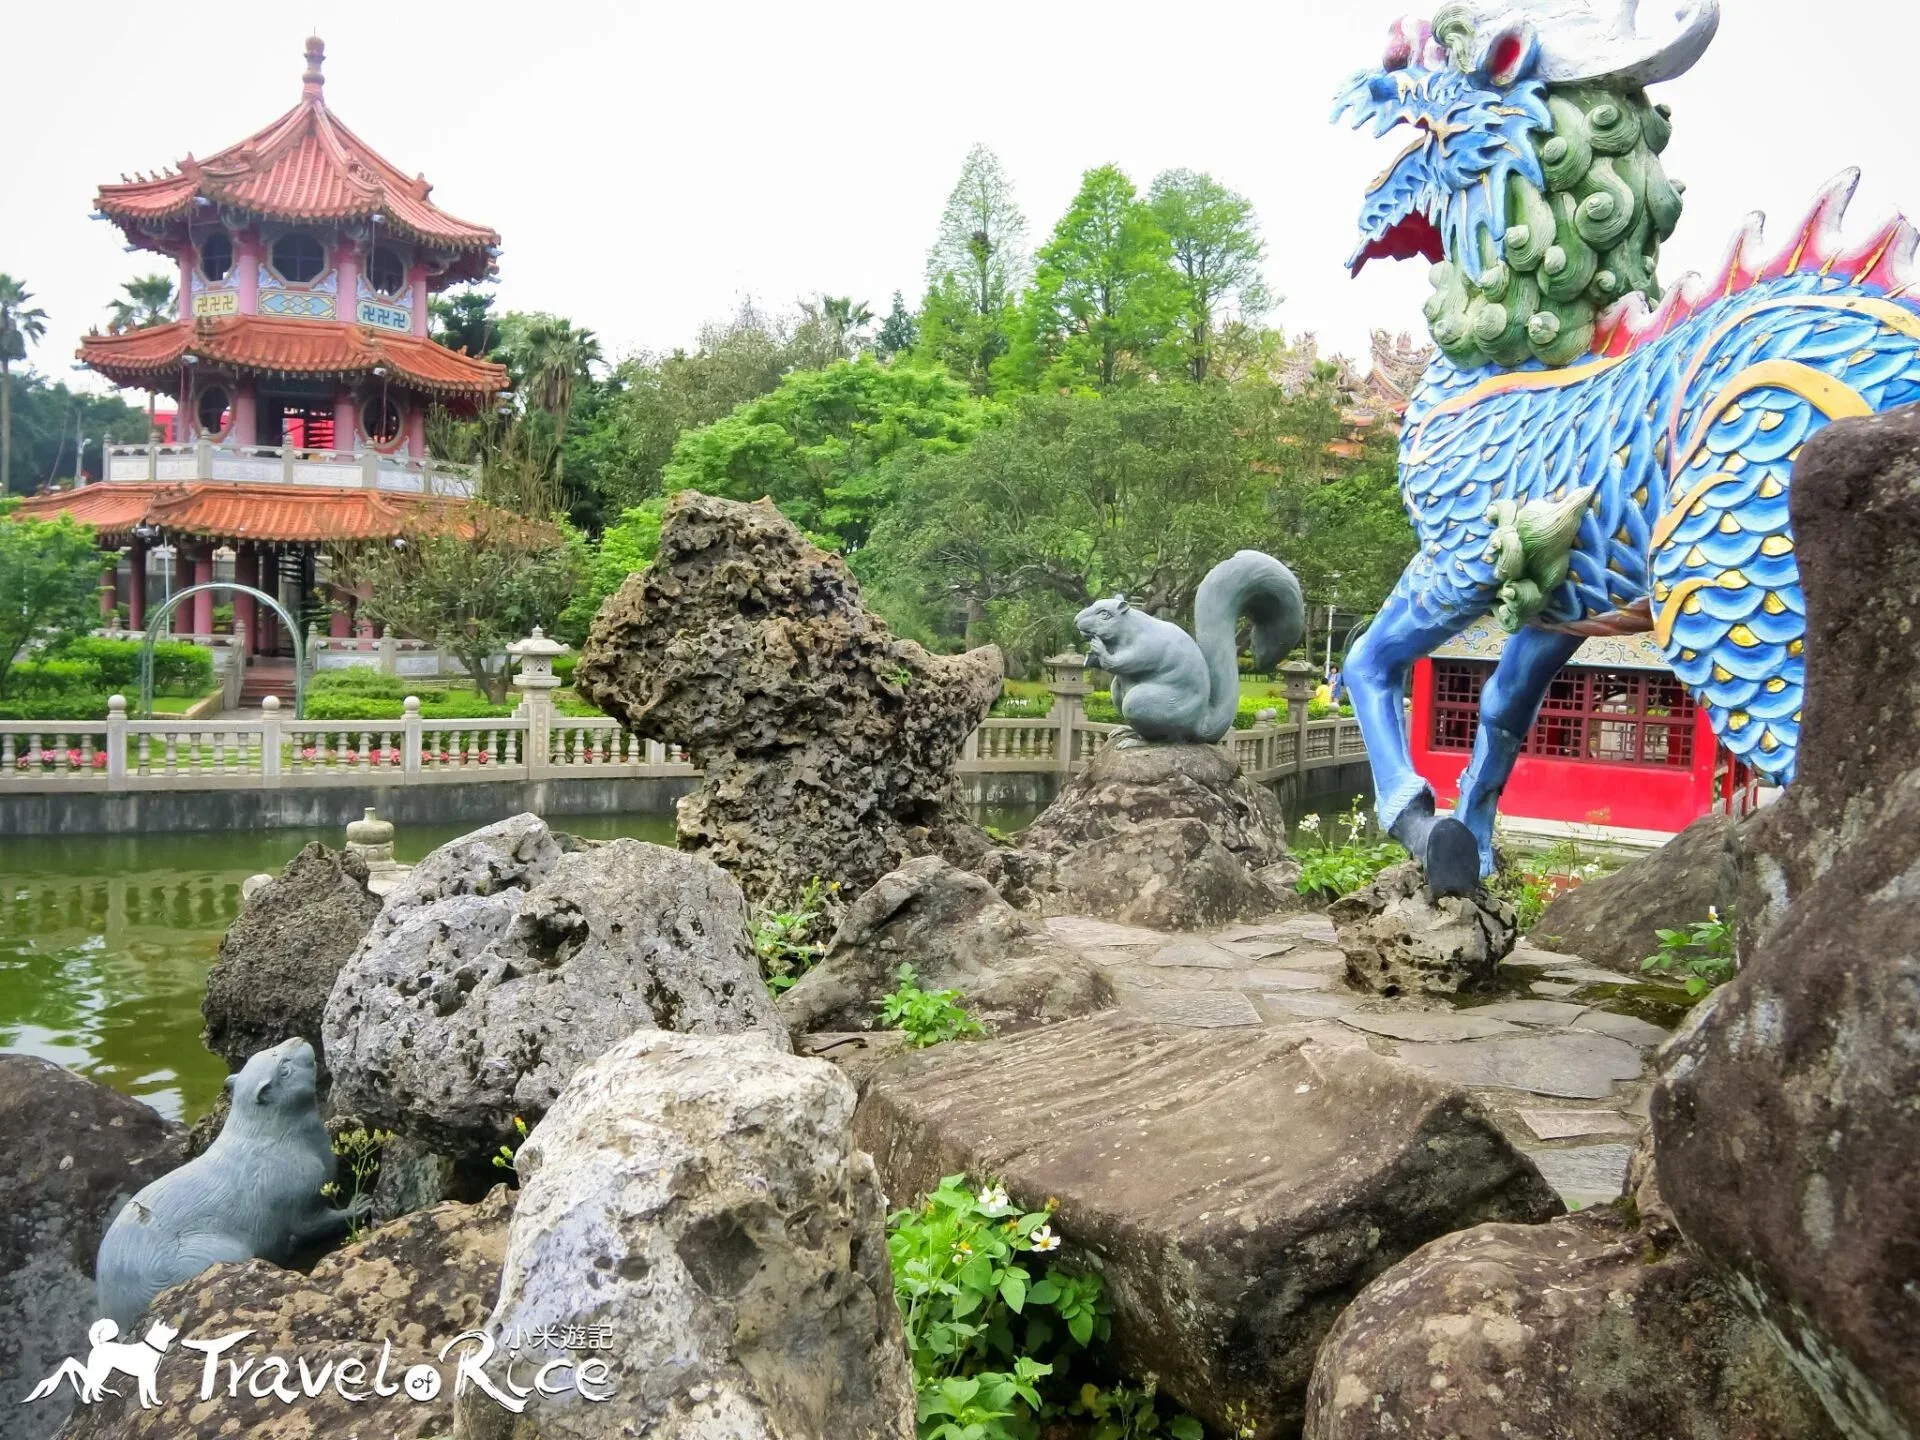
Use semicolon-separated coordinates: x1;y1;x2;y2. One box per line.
1;1058;184;1440
457;1029;915;1440
1303;1138;1840;1440
574;492;1002;905
855;1013;1560;1435
59;1188;512;1440
1530;812;1740;971
201;842;382;1076
777;856;1114;1037
1653;404;1920;1438
1010;743;1297;928
323;813;783;1178
1330;861;1515;996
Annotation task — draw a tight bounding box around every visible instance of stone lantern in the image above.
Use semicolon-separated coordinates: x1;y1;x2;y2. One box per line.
508;626;568;691
1043;652;1091;775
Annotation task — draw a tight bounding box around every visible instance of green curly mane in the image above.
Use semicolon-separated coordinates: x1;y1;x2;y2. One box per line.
1424;82;1685;369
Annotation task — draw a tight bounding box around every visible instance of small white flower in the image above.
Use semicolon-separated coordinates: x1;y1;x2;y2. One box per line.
1301;814;1322;833
977;1185;1009;1210
1028;1224;1062;1252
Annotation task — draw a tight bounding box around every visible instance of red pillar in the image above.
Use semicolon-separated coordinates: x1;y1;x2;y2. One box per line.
192;543;215;636
233;545;257;654
128;544;147;631
233;380;258;447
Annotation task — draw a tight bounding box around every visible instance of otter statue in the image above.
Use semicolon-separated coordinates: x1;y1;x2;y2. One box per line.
95;1038;367;1327
1074;551;1304;745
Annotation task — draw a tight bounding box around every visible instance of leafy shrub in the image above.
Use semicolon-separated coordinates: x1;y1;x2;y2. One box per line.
752;877;838;997
302;690;515;721
0;694;114;722
1294;799;1404;899
310;668;413;697
57;637;213;695
554;652;579;686
1642;907;1735;996
7;657;105;696
891;1175;1200;1440
878;965;984;1047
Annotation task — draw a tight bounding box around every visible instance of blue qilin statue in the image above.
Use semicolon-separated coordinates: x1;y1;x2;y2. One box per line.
1332;0;1920;894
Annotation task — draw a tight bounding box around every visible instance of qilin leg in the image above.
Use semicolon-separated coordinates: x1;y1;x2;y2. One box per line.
1452;625;1583;876
1344;579;1488;897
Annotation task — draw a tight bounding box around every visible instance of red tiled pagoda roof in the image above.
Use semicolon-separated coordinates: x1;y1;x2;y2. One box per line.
96;37;497;269
77;316;509;405
12;482;468;545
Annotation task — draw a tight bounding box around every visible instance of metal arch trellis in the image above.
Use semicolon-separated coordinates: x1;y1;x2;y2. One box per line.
139;584;306;719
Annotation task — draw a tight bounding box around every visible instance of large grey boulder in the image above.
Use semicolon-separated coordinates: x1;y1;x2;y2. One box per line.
1303;1139;1840;1440
456;1030;915;1440
1530;813;1739;972
1653;404;1920;1439
201;842;382;1076
777;856;1114;1037
323;814;784;1174
855;1013;1560;1436
574;492;1002;908
59;1188;512;1440
1;1058;185;1440
1330;861;1515;997
1013;743;1296;929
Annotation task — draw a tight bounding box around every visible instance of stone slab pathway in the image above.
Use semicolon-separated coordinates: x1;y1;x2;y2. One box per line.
1044;912;1676;1210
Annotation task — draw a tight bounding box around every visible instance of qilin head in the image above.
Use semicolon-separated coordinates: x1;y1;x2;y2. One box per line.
1334;1;1718;369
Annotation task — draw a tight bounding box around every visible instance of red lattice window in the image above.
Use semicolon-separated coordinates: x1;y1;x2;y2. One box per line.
1428;660;1696;766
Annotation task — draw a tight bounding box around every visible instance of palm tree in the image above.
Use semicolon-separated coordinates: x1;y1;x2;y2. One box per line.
0;275;49;494
515;316;602;495
803;295;875;361
106;274;178;440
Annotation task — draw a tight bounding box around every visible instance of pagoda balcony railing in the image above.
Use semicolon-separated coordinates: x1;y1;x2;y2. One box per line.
104;441;479;498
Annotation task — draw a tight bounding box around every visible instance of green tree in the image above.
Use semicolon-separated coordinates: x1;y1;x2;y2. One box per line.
0;373;149;493
105;274;179;439
332;504;587;703
0;512;103;699
857;380;1409;671
802;296;875;361
663;358;988;551
1;276;50;496
916;145;1028;392
1148;170;1272;382
1000;166;1183;392
875;292;918;360
429;288;499;357
558;497;665;641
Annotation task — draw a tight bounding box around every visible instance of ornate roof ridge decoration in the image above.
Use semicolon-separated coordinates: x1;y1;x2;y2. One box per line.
76;315;509;406
94;36;498;264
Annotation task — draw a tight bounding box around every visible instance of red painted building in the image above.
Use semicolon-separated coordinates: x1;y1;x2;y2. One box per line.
14;36;507;656
1411;622;1760;836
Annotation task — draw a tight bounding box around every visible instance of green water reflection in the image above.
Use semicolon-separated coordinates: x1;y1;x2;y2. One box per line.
0;815;681;1125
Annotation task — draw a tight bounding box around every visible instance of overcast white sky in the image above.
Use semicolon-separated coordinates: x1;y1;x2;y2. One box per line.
8;0;1917;392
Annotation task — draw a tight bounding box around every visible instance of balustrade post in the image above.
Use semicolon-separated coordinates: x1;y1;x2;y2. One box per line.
402;696;422;780
378;626;397;676
261;695;283;786
106;694;128;791
1280;659;1317;778
361;451;380;489
1043;652;1089;774
197;438;215;480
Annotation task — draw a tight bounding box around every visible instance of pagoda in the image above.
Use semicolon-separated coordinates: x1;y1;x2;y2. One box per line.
16;36;509;660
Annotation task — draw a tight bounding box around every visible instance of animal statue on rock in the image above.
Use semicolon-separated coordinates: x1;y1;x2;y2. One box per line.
1075;551;1304;746
1333;0;1920;894
94;1038;366;1328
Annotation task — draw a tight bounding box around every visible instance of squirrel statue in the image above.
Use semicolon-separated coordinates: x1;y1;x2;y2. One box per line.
1074;551;1304;745
95;1037;368;1328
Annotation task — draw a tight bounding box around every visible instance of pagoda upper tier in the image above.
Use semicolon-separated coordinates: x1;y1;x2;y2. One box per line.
95;36;499;286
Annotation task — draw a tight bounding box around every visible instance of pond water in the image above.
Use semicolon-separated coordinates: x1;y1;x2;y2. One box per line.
0;806;1047;1125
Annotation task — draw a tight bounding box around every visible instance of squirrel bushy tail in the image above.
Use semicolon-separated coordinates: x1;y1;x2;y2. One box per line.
1194;551;1305;740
